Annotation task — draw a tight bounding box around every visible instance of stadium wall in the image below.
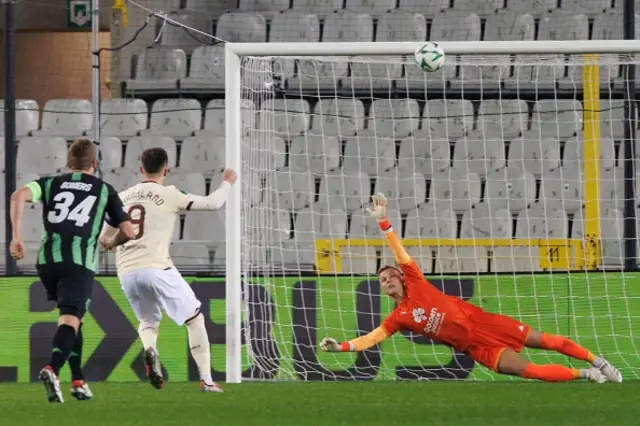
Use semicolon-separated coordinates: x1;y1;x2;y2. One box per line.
0;274;637;382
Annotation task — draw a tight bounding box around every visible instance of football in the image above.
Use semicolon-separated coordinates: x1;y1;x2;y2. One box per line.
414;42;445;72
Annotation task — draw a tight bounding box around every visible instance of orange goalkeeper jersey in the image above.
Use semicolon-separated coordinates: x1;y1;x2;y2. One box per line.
381;260;483;352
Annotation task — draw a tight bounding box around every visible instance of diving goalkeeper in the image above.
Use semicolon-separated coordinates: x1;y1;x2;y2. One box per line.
321;193;623;383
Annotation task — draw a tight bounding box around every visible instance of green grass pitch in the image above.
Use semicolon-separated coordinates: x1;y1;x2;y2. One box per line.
0;381;637;426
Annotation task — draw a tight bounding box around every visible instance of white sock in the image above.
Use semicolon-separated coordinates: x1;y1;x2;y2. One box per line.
138;322;159;350
186;313;213;384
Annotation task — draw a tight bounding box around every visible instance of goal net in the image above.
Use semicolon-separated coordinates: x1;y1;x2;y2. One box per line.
233;48;640;381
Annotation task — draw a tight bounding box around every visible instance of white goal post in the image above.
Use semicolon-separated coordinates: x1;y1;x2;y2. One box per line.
224;40;640;384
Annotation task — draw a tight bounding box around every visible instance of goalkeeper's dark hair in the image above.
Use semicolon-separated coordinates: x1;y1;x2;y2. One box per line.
141;147;169;175
68;138;96;171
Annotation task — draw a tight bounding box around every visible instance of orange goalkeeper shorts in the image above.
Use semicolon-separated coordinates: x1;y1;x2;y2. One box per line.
464;311;531;372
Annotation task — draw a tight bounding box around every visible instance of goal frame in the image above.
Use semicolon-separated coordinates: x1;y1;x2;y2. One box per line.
224;40;640;384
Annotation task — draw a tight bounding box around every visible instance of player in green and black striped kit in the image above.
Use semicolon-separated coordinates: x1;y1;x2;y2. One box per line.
10;139;134;403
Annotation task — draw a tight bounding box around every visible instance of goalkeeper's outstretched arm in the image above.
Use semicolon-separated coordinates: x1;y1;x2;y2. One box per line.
320;327;391;353
367;193;411;266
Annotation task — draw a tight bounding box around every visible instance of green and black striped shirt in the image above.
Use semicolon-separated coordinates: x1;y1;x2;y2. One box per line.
26;172;128;272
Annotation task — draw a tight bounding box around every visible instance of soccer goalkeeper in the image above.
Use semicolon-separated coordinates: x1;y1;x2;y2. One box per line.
321;193;623;383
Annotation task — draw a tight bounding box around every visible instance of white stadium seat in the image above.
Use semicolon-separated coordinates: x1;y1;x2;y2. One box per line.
269;12;321;81
515;202;568;239
170;243;210;269
258;99;310;139
436;246;489;273
159;13;213;53
0;100;39;137
165;170;206;196
374;168;427;214
342;133;396;175
350;208;401;239
125;136;177;169
104;167;139;192
398;132;450;178
572;206;624;266
531;100;583;139
484;11;535;41
345;0;396;16
183;209;226;244
216;13;267;42
484;166;536;213
539;167;583;214
477;99;528;139
292;0;342;16
17;137;67;176
318;171;370;213
431;167;482;213
563;134;615;171
421;99;474;141
340;246;377;274
452;133;506;178
459;202;513;239
310;98;365;138
196;99;255;137
240;0;290;16
263;209;293;243
506;0;556;17
404;203;457;239
396;0;448;16
33;99;92;139
366;99;420;139
22;204;43;244
126;47;187;93
508;131;561;177
289;135;340;175
99;137;123;169
180;136;225;174
182;45;226;92
100;98;148;139
453;0;503;16
140;99;202;139
264;169;316;212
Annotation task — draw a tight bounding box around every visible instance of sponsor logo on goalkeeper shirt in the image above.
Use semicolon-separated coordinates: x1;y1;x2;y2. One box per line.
424;308;445;335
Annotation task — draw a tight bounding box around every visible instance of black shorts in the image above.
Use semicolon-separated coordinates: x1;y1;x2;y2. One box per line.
36;263;95;319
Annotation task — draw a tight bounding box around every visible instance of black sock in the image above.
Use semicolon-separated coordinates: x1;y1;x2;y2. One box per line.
68;324;84;381
49;324;77;376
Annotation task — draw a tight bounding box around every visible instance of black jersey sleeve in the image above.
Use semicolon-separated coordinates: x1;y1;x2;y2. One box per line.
104;184;128;227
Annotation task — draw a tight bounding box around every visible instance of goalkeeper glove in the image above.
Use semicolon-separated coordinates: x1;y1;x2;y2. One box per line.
366;193;392;231
320;337;352;352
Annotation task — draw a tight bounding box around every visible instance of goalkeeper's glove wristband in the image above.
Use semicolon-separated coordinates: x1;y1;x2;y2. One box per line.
339;341;354;352
377;218;392;232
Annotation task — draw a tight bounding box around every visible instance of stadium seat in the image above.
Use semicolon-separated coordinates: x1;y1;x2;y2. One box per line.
22;204;42;244
0;174;38;216
572;206;624;266
452;0;503;16
126;47;187;93
104;167;139;192
505;0;556;18
288;11;374;90
32;99;92;139
452;133;506;178
16;137;67;176
289;135;340;175
381;244;432;272
170;242;210;270
165;170;206;196
396;0;448;15
600;100;634;141
258;99;310;139
342;133;396;175
515;201;568;238
560;0;609;16
539;167;583;214
317;171;370;213
216;13;267;42
404;203;457;239
350;208;401;239
125;136;177;169
531;100;583;140
264;169;316;212
0;100;39;137
600;167;624;212
484;11;534;42
270;240;317;271
346;11;424;91
99;137;123;169
196;99;255;137
484;165;536;213
211;243;226;269
477;99;528;139
436;246;489;273
269;12;321;82
180;136;225;174
421;99;474;141
159;13;213;54
310;98;365;138
506;54;565;90
563;134;615;171
374;169;427;214
346;0;396;16
182;45;225;92
292;0;342;16
99;98;148;139
401;12;480;91
454;55;511;90
397;132;450;178
140;99;202;139
239;0;290;16
262;209;293;243
340;246;377;274
183;0;237;16
183;209;226;244
366;99;420;139
293;205;331;241
431;167;482;213
459;202;513;239
508;131;561;177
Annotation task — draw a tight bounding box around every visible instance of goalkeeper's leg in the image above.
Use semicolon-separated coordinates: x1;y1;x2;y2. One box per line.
525;330;622;382
497;349;605;383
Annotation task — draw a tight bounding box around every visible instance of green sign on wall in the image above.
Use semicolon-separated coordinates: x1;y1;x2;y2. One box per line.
67;0;92;29
0;273;637;382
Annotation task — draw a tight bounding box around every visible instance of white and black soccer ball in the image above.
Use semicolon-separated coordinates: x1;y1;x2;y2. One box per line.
414;42;445;72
